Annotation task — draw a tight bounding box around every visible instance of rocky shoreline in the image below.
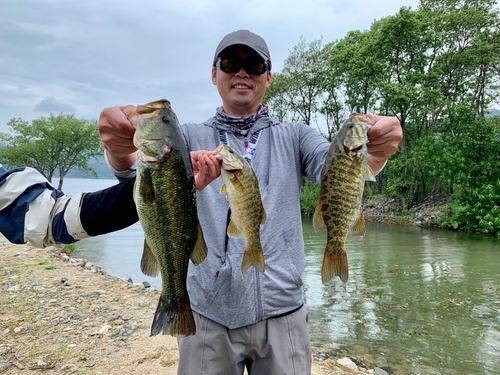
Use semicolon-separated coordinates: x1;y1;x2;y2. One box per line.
362;195;450;228
1;235;392;375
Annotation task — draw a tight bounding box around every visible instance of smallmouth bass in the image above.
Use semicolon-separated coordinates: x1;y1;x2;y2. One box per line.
313;113;375;283
215;142;266;273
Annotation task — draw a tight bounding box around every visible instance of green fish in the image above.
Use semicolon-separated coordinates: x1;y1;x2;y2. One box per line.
215;142;266;273
128;99;207;336
313;113;375;284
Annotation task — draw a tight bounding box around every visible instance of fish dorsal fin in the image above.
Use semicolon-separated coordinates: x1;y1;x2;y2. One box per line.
140;239;160;277
190;223;208;265
350;208;366;237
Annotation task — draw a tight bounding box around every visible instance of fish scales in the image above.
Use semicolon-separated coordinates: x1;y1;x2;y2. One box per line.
130;99;207;337
313;113;375;284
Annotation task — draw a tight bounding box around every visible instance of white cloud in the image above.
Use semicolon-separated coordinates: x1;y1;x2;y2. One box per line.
0;0;421;133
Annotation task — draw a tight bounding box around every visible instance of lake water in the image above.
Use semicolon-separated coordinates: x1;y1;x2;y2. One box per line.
57;178;500;375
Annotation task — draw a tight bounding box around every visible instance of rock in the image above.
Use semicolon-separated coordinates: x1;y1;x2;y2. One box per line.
336;357;358;371
97;324;112;335
374;367;389;375
0;362;12;372
142;281;151;288
118;323;136;336
7;285;20;292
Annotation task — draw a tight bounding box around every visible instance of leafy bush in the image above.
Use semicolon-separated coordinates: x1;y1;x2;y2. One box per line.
300;179;320;216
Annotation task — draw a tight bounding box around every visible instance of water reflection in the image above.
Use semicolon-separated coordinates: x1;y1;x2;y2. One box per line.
303;218;499;375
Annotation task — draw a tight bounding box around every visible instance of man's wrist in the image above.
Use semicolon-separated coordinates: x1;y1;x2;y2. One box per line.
104;150;137;180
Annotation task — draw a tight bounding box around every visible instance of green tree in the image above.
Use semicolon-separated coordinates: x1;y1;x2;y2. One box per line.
0;113;103;189
264;37;328;126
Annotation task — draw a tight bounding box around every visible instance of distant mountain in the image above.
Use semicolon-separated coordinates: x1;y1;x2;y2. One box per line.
486;108;500;117
59;159;116;179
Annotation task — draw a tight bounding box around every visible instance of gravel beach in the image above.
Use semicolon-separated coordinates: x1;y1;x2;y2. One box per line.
0;235;381;374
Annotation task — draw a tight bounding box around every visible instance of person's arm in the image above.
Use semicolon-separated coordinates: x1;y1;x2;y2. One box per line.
0;164;138;248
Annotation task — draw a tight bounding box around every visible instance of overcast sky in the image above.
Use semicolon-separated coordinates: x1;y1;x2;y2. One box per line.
0;0;422;134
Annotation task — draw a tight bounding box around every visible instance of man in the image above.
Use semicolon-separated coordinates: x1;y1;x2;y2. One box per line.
98;30;402;375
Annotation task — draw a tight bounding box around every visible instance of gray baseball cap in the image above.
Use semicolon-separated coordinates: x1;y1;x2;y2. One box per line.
213;30;272;70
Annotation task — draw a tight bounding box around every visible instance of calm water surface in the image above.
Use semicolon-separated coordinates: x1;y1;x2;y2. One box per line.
59;178;500;375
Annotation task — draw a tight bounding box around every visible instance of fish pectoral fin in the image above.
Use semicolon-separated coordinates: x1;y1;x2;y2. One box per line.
364;165;376;182
312;202;326;232
220;184;227;194
231;178;245;193
139;169;156;204
226;217;243;238
140;239;160;277
350;208;366;237
190;223;208;266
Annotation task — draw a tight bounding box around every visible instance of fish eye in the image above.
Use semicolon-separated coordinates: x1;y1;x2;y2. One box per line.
229;149;235;154
162;116;170;123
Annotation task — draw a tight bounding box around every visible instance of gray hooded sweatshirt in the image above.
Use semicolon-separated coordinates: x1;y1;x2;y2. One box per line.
181;115;330;329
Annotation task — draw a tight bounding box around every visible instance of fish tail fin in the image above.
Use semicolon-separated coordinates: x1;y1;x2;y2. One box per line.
241;247;265;273
150;295;196;337
321;249;348;284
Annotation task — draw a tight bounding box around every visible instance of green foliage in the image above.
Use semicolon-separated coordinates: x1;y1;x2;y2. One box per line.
441;183;500;235
61;243;77;254
0;113;103;189
300;179;320;216
264;0;500;235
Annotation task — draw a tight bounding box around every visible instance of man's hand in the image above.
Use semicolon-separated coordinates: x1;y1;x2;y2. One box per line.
191;150;221;191
365;114;402;172
98;105;137;171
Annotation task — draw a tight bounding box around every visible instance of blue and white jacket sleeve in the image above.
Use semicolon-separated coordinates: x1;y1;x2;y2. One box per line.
0;164;138;248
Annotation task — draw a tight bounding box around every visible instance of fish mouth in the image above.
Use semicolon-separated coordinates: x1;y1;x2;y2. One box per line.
136;99;170;114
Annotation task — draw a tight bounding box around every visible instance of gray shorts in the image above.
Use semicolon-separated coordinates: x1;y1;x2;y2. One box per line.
177;305;312;375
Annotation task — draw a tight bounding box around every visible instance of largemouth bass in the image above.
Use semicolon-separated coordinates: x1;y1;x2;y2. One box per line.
313;113;375;284
128;99;207;336
214;142;266;273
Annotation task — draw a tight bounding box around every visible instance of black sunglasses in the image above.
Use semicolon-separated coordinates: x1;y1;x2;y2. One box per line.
215;57;269;75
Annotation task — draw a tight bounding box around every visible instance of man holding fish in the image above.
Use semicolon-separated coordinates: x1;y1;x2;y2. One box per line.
0;30;401;374
98;30;402;374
